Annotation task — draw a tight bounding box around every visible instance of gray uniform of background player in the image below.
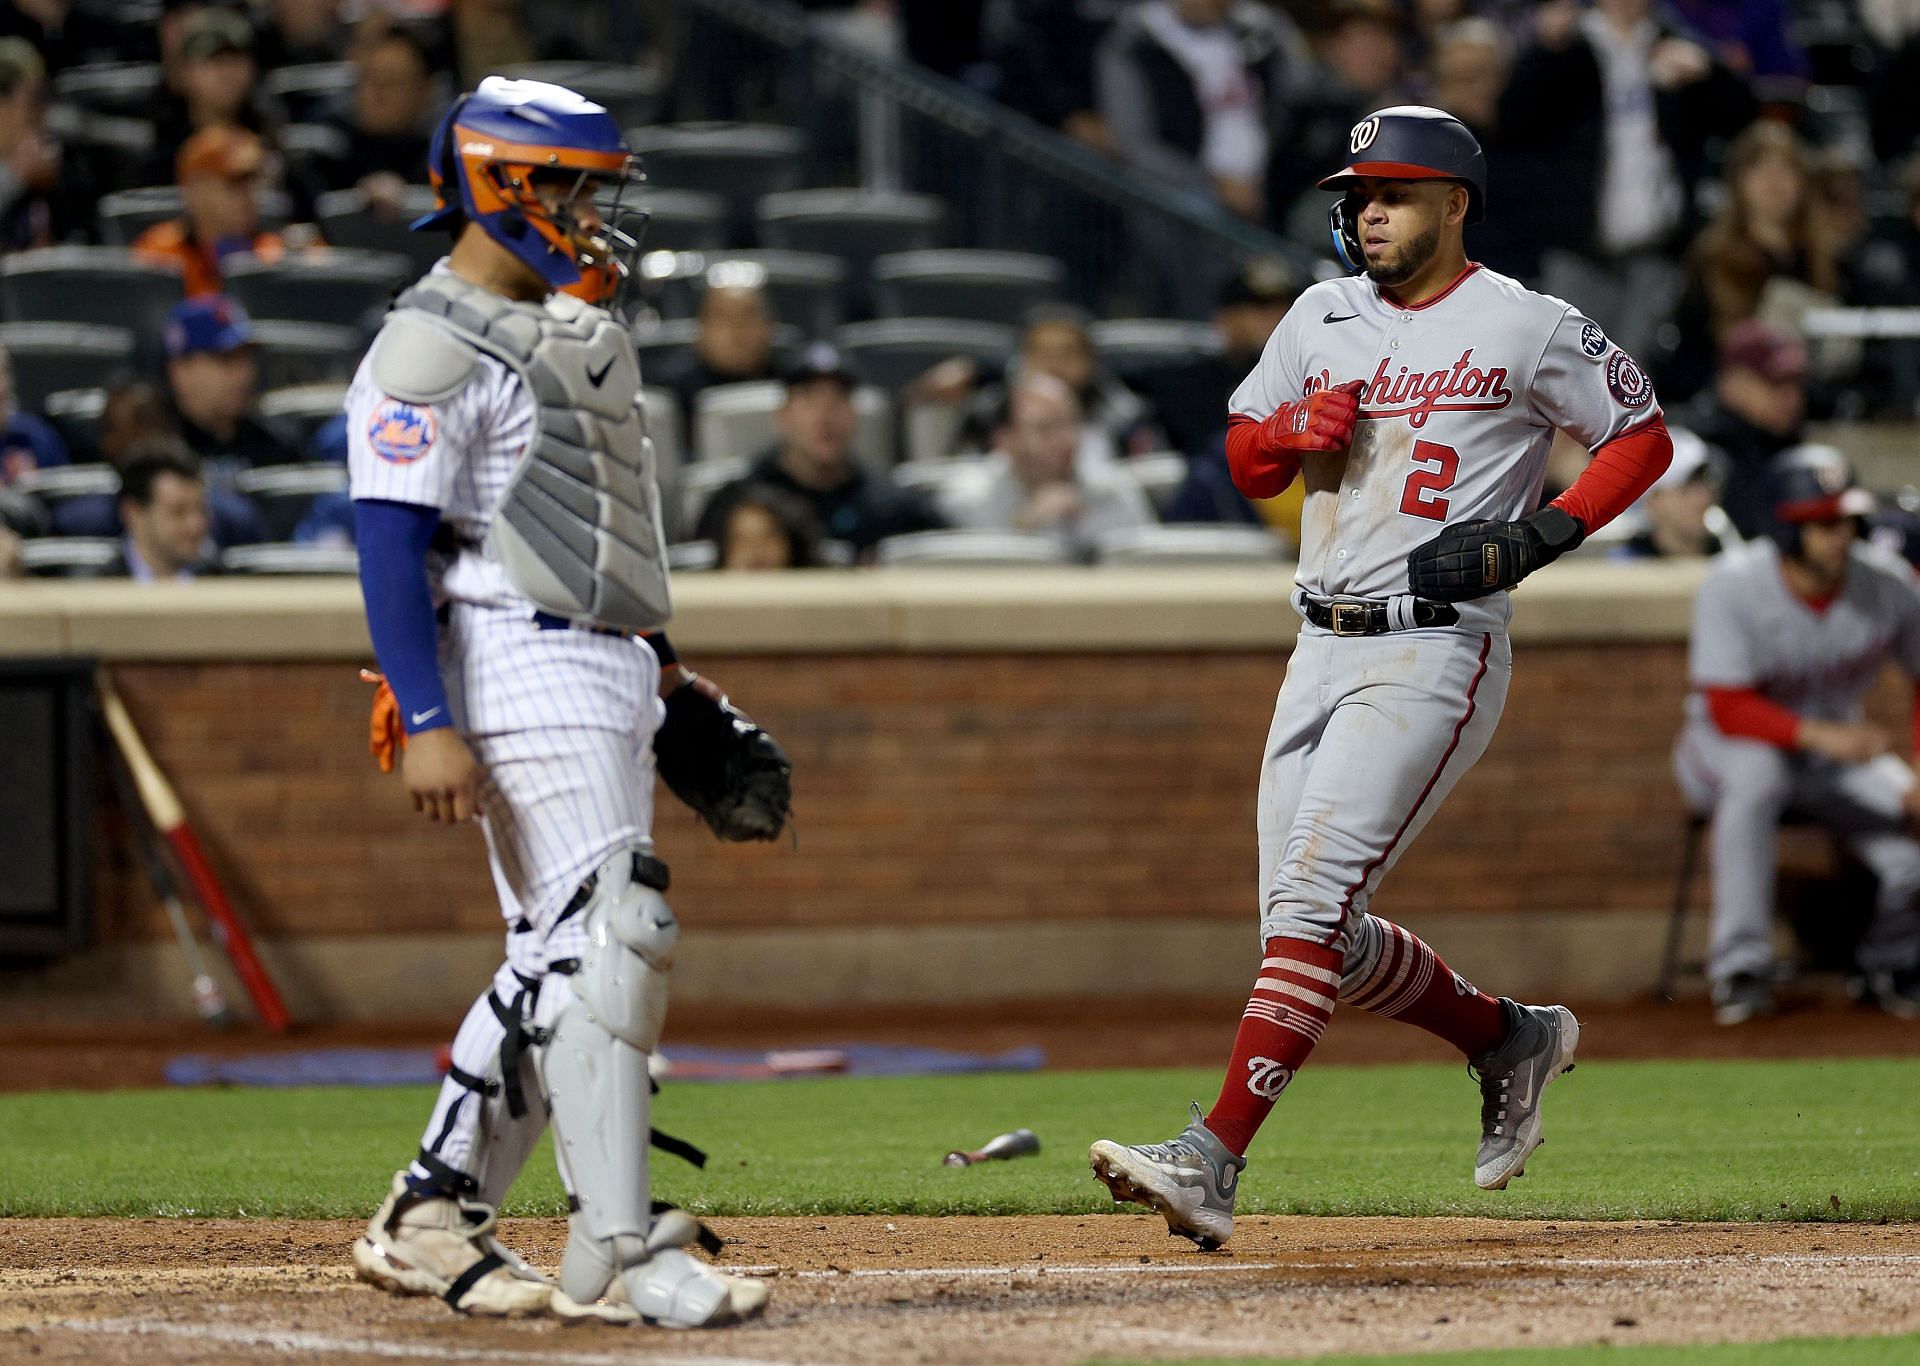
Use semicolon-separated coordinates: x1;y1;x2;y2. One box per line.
1675;540;1920;985
1229;264;1659;961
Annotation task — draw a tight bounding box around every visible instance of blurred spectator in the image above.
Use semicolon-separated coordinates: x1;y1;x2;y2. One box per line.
1423;18;1510;132
984;0;1127;154
963;308;1159;465
1682;319;1807;540
162;295;300;475
304;25;436;196
1265;0;1403;231
0;341;68;484
1095;0;1295;222
1669;121;1838;399
1612;428;1728;559
1137;256;1297;460
145;7;272;184
1496;0;1752;354
99;376;179;467
1664;0;1807;81
133;126;293;297
714;481;823;570
0;0;136;73
254;0;347;70
112;444;218;581
1871;27;1920;165
0;37;84;248
940;372;1153;562
695;345;942;557
0;521;19;577
648;276;779;449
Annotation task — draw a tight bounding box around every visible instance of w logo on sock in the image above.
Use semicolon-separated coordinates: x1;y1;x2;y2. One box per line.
1244;1057;1295;1100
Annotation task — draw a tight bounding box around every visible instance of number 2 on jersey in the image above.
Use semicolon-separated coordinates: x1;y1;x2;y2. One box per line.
1398;440;1459;520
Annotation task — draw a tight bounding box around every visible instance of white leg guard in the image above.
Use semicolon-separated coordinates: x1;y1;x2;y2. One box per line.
535;850;767;1330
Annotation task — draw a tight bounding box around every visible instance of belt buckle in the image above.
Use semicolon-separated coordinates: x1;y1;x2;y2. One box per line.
1328;602;1369;637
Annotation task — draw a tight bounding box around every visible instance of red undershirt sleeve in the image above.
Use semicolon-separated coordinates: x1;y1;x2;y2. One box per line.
1226;413;1301;501
1705;686;1801;750
1550;415;1673;533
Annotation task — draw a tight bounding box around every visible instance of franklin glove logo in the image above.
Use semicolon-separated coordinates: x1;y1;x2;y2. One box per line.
1244;1057;1295;1100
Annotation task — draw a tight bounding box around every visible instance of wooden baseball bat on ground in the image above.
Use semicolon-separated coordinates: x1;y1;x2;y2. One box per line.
100;677;291;1033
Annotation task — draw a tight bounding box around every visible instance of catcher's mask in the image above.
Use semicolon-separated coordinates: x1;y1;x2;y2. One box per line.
414;76;647;309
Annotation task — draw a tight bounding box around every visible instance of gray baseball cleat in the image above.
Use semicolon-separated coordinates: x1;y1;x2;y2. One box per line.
1469;1000;1580;1191
1089;1102;1245;1250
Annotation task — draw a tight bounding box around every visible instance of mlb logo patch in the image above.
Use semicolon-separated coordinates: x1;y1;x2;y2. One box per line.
1579;321;1608;359
368;399;436;464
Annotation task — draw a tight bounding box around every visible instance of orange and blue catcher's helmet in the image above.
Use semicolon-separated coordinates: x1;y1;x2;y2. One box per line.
413;76;645;307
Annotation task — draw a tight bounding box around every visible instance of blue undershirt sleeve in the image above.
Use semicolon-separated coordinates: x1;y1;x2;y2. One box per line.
354;498;452;735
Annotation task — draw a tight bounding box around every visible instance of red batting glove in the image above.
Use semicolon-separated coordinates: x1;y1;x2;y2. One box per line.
1259;379;1365;454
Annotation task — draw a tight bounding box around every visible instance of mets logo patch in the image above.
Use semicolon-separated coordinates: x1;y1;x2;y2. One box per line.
367;399;436;464
1607;351;1652;409
1580;321;1608;359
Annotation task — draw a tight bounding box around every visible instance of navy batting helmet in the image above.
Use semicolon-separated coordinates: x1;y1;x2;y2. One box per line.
1322;106;1486;272
1770;444;1874;557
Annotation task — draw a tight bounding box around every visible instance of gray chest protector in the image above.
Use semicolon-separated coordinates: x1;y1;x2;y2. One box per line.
369;272;671;633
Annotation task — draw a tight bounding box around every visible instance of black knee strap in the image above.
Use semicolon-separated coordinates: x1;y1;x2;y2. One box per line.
489;979;546;1120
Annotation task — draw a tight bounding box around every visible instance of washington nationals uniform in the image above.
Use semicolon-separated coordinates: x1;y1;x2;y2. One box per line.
1228;264;1660;947
1676;540;1920;987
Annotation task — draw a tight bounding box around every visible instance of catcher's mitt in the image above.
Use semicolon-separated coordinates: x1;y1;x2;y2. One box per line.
1407;506;1585;603
654;683;793;842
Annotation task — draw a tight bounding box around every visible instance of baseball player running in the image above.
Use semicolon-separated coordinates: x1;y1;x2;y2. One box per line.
1090;107;1675;1249
1676;446;1920;1025
344;78;770;1326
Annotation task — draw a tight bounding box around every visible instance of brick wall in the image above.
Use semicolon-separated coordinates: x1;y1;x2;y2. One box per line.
99;640;1811;948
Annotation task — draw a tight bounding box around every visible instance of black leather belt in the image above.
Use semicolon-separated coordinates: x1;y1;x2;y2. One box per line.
532;610;629;638
1301;596;1460;636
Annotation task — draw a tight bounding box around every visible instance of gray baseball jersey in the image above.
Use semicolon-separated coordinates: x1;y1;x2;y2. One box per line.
1687;540;1920;725
1229;264;1658;624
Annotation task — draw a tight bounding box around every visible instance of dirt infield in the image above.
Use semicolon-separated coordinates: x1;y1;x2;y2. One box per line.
2;1215;1914;1364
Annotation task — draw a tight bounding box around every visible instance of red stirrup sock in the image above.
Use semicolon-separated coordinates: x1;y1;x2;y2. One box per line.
1202;936;1344;1156
1343;916;1508;1057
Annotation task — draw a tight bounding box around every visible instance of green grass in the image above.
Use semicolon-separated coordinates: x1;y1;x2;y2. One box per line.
3;1058;1919;1220
1094;1331;1920;1365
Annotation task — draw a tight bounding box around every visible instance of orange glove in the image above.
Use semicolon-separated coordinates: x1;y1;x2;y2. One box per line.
360;669;407;774
1259;379;1366;454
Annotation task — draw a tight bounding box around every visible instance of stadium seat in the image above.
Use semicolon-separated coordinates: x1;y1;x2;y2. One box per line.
44;104;153;195
631;317;806;373
0;324;135;409
834;318;1018;393
695;380;894;476
874;529;1067;567
648;250;849;338
624;188;728;253
872;251;1065;326
223;251;411;332
1087;319;1223;386
19;536;120;578
234;463;350;542
314;187;445;274
892;456;987;499
1093;524;1290;565
51;61;162;116
220;543;359;575
500;62;667;130
641;384;685;535
259;62;356;123
0;248;184;368
1125;451;1190;516
678;455;750;533
95;185;293;246
256;383;349;441
42;389;107;461
248;321;364;390
13;464;119;504
903;399;966;464
666;539;719;573
623;124;808;239
757;190;945;312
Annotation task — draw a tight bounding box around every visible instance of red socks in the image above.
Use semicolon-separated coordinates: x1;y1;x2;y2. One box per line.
1343;916;1508;1058
1203;937;1344;1156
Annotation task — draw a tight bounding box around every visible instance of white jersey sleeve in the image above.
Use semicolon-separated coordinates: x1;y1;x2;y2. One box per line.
1529;310;1659;452
346;361;468;510
1688;557;1759;690
1227;294;1312;422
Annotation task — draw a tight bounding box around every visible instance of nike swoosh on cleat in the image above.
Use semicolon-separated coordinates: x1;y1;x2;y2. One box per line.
1323;311;1359;324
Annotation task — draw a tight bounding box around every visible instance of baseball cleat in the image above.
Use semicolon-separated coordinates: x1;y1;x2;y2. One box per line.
1713;972;1775;1026
1089;1102;1245;1250
1470;1001;1580;1191
352;1170;554;1316
1848;967;1920;1020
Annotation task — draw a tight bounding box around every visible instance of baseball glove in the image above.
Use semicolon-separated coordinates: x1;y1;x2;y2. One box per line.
1407;506;1586;603
654;682;793;842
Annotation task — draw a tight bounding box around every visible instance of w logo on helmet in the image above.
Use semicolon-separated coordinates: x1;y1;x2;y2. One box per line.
1244;1057;1295;1100
1349;117;1380;155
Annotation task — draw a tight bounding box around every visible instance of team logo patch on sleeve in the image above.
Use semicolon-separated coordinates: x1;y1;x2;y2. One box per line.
367;399;437;464
1580;321;1608;359
1607;351;1653;409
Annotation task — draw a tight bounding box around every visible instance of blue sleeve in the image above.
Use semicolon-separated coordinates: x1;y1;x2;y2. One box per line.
354;498;452;735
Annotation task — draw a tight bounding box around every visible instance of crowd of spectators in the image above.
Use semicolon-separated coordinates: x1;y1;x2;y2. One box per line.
2;0;1919;580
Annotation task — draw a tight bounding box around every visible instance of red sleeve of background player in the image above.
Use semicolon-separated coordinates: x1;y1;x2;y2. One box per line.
1550;415;1673;533
1705;686;1801;750
1226;413;1302;501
